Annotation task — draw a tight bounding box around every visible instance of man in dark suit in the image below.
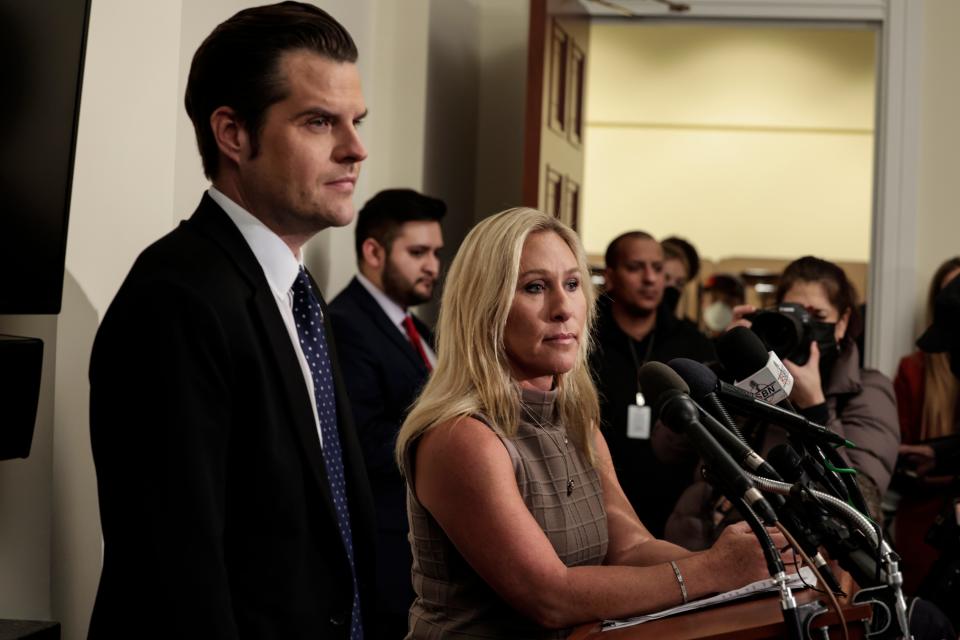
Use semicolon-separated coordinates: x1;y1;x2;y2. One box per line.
328;189;445;638
88;4;374;638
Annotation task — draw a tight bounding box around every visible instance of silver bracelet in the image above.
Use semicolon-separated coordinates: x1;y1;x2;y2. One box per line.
670;560;688;604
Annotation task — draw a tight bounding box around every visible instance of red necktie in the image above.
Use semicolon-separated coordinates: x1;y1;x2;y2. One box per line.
402;315;432;372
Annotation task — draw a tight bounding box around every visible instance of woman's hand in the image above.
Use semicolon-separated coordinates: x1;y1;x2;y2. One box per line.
783;341;826;409
726;304;757;332
703;522;788;592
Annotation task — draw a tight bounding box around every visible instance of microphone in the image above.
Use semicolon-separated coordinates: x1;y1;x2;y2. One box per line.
667;359;781;480
717;327;867;511
650;386;778;526
668;357;744;442
766;444;845;594
717;327;795;408
669;356;847;447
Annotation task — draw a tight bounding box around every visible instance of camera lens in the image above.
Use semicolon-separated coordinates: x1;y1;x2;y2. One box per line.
751;308;806;362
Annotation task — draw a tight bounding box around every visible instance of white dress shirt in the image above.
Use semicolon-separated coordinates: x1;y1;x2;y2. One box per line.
356;272;437;367
208;186;323;447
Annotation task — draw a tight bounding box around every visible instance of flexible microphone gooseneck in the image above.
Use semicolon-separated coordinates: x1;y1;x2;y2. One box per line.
715;327;868;512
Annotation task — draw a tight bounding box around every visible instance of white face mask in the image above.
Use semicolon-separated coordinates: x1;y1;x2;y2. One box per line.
703;301;733;332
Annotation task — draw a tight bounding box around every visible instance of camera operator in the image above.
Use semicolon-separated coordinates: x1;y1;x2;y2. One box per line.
729;256;900;522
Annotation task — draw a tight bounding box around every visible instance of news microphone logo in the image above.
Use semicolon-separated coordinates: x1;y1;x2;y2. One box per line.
734;351;794;404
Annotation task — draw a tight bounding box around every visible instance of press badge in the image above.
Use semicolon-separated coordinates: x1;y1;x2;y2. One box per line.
626;392;651;440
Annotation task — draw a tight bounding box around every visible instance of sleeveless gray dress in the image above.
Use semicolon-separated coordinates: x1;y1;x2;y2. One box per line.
404;387;608;639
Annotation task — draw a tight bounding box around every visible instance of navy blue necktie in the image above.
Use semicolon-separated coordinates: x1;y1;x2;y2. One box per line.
291;267;363;639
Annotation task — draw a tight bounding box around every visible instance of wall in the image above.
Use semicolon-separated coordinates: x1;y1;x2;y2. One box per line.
914;0;960;336
582;22;877;264
0;315;55;620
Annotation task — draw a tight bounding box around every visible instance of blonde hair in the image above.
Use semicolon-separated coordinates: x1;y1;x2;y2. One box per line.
395;208;600;470
920;257;960;439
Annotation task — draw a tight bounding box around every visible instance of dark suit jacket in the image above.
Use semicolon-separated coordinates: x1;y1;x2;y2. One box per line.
88;194;375;640
328;277;433;616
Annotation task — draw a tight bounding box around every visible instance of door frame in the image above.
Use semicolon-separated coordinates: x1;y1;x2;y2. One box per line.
561;0;921;375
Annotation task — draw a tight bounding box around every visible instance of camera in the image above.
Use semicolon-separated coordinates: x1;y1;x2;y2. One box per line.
747;303;820;366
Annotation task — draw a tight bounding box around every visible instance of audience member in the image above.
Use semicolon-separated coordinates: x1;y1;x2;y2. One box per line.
893;256;960;595
395;208;784;637
329;188;445;638
662;236;701;282
87;4;375;638
700;273;746;338
660;239;691;318
589;231;715;537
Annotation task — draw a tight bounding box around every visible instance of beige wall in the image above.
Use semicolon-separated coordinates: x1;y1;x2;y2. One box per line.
582;23;877;264
915;0;960;336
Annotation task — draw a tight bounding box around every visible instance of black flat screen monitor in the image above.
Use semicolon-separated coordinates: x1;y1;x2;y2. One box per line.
0;0;91;314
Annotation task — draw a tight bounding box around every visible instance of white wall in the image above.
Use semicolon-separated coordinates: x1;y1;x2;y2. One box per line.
582;23;877;263
914;0;960;335
53;1;186;637
0;315;55;620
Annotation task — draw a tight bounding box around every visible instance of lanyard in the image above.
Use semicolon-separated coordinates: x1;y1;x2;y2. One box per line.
626;330;656;396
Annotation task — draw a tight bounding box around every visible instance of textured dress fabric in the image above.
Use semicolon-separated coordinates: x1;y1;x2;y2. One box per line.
404;387;609;639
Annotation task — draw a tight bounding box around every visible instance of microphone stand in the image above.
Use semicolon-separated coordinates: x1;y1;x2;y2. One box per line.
730;494;804;640
749;472;912;639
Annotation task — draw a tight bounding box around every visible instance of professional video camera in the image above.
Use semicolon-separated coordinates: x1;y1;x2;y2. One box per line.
746;303;836;366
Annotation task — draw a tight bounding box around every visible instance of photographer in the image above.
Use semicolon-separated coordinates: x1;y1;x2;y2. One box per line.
731;256;900;521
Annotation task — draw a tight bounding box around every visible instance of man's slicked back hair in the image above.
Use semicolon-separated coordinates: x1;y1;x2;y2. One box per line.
185;1;358;179
604;231;656;269
354;189;446;262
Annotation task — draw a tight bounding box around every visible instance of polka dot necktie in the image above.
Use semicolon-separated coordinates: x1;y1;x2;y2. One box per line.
291;267;363;639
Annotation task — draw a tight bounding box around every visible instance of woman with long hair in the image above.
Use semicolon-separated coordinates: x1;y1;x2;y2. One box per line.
395;208;780;638
893;256;960;595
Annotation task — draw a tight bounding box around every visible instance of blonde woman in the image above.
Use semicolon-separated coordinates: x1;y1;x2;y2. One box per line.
893;256;960;595
395;208;780;639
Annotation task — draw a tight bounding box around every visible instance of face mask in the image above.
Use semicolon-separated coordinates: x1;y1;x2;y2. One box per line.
810;321;840;378
661;285;681;315
703;301;733;333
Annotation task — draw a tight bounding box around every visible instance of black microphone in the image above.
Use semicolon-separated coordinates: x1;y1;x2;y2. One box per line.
651;387;778;526
667;359;782;481
766;444;845;594
668;357;745;442
717;328;867;511
717;326;798;411
637;360;689;403
672;354;847;447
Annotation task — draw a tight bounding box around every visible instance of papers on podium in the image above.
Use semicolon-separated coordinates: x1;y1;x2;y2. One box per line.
601;566;817;631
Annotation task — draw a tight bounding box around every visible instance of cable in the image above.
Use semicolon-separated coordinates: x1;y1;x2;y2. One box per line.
777;522;848;640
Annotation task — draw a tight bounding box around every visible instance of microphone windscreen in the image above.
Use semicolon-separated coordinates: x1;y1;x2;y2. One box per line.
667;358;718;402
716;326;770;381
766;443;804;483
637;361;689;420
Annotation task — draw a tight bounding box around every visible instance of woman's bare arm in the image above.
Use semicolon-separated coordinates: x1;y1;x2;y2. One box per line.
414;417;774;629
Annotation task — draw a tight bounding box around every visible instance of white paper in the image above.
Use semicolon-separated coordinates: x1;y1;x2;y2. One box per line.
601;566;817;631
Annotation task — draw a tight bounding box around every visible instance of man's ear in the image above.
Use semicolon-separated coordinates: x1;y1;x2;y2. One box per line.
361;238;386;270
210;106;249;167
